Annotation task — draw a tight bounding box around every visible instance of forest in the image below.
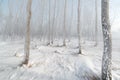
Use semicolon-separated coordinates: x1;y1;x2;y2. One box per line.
0;0;120;80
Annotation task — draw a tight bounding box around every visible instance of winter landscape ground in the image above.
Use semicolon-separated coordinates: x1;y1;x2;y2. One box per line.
0;38;120;80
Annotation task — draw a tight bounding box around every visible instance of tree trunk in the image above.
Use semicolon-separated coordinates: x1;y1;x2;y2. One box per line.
94;0;98;47
39;1;45;41
48;0;51;45
101;0;112;80
68;0;73;42
23;0;32;65
51;0;56;44
63;0;67;46
77;0;82;54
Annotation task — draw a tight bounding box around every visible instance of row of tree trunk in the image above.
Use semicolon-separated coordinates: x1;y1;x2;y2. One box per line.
23;0;112;80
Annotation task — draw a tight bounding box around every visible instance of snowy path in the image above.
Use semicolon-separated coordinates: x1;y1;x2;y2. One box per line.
0;39;119;80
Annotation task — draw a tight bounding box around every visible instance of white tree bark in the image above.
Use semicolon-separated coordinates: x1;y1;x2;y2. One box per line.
39;1;45;41
63;0;67;46
94;0;98;47
48;0;51;45
51;0;56;44
101;0;112;80
77;0;82;54
23;0;32;65
68;0;73;42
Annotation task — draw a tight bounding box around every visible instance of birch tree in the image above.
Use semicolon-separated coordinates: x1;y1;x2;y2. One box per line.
101;0;112;80
23;0;32;65
63;0;67;46
68;0;73;42
77;0;82;54
94;0;98;47
51;0;56;44
40;1;45;41
47;0;51;45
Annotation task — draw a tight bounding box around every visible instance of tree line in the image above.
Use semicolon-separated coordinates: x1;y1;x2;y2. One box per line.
0;0;112;80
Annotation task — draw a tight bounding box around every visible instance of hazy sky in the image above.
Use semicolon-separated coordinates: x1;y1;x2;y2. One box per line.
1;0;120;32
110;0;120;32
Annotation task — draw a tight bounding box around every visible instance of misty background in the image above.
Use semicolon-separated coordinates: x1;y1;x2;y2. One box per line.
0;0;120;40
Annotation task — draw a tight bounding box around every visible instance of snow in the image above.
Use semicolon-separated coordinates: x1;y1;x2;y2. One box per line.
0;39;120;80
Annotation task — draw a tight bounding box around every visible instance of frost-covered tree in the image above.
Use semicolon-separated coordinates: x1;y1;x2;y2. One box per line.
40;1;45;41
69;0;73;42
48;0;51;45
77;0;82;54
63;0;67;46
50;0;56;44
101;0;112;80
23;0;32;65
94;0;98;47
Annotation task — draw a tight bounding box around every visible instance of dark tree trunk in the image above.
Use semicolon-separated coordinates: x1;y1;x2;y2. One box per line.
101;0;112;80
77;0;82;54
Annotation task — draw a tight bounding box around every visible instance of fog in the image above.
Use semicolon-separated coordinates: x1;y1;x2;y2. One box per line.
0;0;120;80
0;0;120;40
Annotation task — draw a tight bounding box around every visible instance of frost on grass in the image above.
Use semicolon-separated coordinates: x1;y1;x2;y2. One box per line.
0;40;120;80
1;52;101;80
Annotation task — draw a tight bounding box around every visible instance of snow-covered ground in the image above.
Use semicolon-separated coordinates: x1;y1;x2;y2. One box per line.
0;38;120;80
